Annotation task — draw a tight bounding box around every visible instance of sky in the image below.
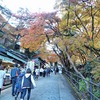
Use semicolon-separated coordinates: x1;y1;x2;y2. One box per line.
0;0;56;13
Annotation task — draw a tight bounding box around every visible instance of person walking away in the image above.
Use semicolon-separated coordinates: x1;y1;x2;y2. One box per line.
35;66;40;80
15;67;25;100
33;67;36;79
10;63;20;96
0;60;6;95
54;62;58;75
40;67;44;76
21;68;36;100
43;67;46;77
33;69;36;79
47;67;51;77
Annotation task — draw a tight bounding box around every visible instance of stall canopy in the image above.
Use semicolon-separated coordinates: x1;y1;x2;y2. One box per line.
0;55;13;62
0;47;28;64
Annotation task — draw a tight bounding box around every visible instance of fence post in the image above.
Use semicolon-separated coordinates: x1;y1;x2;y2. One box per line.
70;72;73;83
76;74;79;91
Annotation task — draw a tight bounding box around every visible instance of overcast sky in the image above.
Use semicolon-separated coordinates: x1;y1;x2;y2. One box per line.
0;0;56;13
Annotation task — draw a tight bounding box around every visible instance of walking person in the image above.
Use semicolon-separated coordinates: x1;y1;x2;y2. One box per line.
54;62;58;75
40;67;44;76
21;68;36;100
35;66;40;80
0;60;6;95
10;63;20;96
15;67;25;100
43;67;46;77
33;69;36;79
46;67;51;77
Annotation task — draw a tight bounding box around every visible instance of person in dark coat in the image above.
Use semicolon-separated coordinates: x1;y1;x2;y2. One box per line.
15;71;25;100
21;68;36;100
10;63;20;96
43;67;46;77
46;67;51;77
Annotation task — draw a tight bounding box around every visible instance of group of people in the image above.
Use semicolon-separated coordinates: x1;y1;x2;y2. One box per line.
33;64;51;80
0;59;61;100
0;60;36;100
10;63;36;100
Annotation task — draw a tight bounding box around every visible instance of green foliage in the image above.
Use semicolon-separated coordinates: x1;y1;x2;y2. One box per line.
93;89;100;98
79;77;89;92
79;78;100;98
84;61;93;74
91;65;100;82
79;79;86;92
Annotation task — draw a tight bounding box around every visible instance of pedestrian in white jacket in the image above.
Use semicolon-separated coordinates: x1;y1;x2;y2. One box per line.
0;60;6;95
21;68;36;100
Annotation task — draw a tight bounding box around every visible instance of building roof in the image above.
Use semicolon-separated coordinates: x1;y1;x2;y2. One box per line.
0;47;28;64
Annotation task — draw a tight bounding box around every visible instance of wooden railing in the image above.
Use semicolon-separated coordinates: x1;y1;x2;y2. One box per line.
64;70;100;100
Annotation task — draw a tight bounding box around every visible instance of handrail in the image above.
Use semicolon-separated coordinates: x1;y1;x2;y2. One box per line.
64;70;100;100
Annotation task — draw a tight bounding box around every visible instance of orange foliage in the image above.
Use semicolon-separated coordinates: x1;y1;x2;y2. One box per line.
38;51;58;63
20;12;60;52
47;53;58;63
20;15;46;51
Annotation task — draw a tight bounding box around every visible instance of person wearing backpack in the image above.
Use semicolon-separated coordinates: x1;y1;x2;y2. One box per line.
10;63;20;96
15;68;25;100
21;68;36;100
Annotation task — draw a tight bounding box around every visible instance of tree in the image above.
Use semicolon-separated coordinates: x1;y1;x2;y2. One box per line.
54;0;100;82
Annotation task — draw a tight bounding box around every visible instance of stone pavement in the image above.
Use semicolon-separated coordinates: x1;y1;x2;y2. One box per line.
0;73;78;100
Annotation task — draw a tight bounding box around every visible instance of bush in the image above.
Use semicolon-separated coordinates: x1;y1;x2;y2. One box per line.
79;79;86;92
